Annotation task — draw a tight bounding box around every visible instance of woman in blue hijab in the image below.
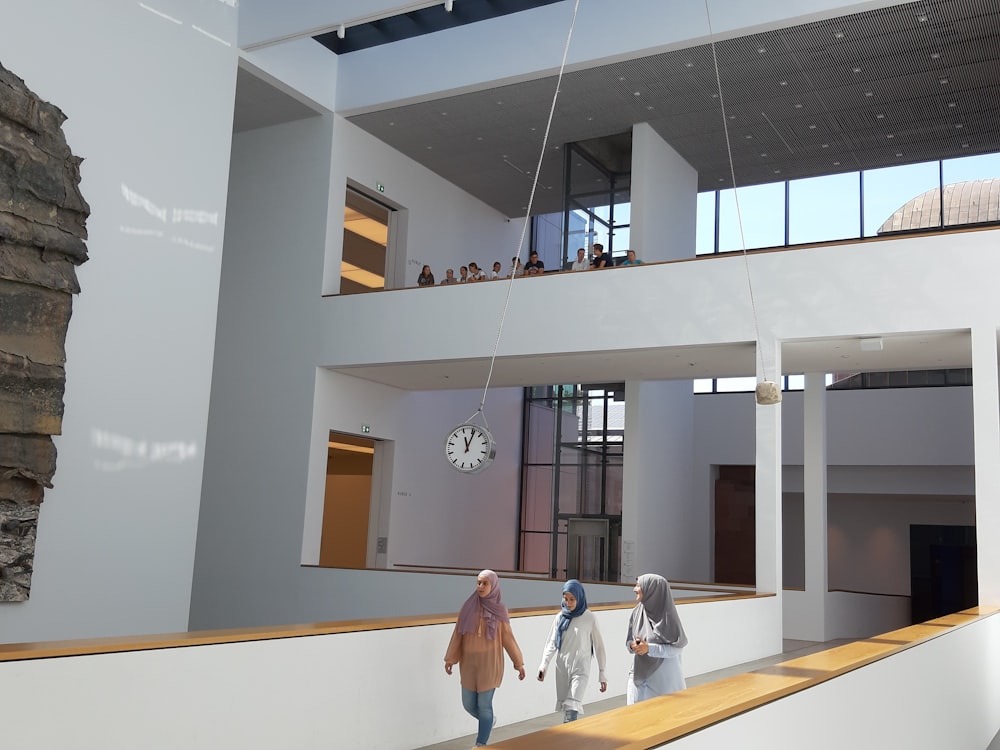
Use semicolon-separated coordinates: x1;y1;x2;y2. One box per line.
537;579;608;722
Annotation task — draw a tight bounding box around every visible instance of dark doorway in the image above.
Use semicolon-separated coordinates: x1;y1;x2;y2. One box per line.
910;524;977;624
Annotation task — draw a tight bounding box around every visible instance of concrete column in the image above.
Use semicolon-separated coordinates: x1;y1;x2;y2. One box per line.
630;122;698;262
621;380;696;582
754;340;782;595
971;325;1000;605
801;372;828;640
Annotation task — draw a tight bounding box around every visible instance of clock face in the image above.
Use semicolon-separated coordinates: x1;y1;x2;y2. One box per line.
445;424;496;474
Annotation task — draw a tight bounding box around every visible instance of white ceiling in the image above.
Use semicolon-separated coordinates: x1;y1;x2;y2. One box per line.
328;330;972;391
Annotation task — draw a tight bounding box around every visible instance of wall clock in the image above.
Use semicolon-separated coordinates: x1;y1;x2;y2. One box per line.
445;423;496;474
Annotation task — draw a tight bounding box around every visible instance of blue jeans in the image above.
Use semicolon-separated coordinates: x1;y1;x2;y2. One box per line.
461;687;496;746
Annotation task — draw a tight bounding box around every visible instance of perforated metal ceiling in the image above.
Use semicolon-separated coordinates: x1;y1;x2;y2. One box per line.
343;0;1000;218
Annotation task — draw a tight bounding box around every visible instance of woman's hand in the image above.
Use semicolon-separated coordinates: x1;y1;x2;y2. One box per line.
517;665;526;680
444;662;454;675
600;680;608;693
537;669;545;682
632;637;649;655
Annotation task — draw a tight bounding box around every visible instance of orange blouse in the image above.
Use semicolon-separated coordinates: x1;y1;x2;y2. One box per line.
444;613;524;692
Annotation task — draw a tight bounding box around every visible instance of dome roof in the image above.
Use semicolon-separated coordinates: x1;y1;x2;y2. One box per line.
877;178;1000;234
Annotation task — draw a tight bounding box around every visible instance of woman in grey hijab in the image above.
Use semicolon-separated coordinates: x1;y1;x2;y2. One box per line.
625;573;688;704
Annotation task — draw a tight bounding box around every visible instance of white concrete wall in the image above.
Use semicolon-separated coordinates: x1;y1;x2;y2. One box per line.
324;115;525;293
0;0;236;643
663;611;1000;750
320;231;1000;369
0;595;780;750
622;380;699;580
630;122;698;262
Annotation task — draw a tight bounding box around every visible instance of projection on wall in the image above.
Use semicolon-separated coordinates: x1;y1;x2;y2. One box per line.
0;62;90;601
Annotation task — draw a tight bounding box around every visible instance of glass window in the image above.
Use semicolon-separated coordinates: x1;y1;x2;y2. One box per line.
942;152;1000;227
942;152;1000;183
789;172;861;244
715;376;758;393
863;161;940;236
693;378;714;393
719;182;786;252
696;192;717;255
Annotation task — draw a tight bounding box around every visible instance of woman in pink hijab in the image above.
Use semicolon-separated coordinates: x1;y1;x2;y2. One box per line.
444;570;526;746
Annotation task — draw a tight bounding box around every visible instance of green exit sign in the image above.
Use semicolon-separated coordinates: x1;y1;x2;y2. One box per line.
376;183;385;193
362;424;371;433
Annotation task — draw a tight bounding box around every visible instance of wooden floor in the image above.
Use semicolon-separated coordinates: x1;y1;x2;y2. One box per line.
417;638;851;750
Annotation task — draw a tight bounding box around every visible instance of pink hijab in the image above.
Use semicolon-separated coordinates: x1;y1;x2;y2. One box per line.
456;569;510;640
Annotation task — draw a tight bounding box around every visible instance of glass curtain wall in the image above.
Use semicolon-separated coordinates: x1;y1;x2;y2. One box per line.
519;385;624;580
555;142;631;268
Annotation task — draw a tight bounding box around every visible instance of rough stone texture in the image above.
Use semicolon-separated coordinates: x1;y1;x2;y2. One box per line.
0;62;89;601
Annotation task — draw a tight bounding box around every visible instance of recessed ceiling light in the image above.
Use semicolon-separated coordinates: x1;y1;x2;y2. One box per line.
939;77;949;84
440;111;447;116
822;143;829;148
530;127;536;131
634;91;641;96
646;105;654;110
760;152;767;157
853;67;862;73
618;76;626;81
955;123;964;129
684;62;694;68
774;169;781;174
794;103;803;108
896;152;903;157
809;124;817;129
948;101;957;108
865;91;874;97
711;93;718;98
961;143;969;148
931;52;941;59
876;113;885;119
426;145;433;150
476;136;483;141
834;31;844;38
834;161;840;165
389;122;395;126
745;134;753;139
718;177;725;182
887;133;894;138
779;80;788;86
758;47;767;54
729;114;736;119
587;116;593;121
917;13;928;22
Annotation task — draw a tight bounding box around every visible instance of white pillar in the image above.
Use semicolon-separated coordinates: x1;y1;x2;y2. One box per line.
801;372;828;640
630;122;697;262
755;340;782;596
971;324;1000;605
621;380;696;582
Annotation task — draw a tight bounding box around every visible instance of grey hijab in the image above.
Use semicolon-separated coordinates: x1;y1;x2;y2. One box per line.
627;574;688;681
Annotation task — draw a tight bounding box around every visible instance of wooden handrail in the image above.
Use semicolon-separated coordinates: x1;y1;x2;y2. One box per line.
0;591;768;663
488;605;1000;750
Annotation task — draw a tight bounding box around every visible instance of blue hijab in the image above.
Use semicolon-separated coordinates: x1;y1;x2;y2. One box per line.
555;579;588;650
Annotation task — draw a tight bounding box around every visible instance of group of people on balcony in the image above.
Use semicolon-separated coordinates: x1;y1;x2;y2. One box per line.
417;244;643;288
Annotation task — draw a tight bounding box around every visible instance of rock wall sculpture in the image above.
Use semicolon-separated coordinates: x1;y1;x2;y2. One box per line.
0;62;89;601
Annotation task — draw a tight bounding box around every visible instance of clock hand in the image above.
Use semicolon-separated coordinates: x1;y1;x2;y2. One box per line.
464;435;473;452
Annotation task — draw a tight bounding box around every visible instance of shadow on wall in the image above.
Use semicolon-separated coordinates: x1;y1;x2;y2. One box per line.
0;62;90;601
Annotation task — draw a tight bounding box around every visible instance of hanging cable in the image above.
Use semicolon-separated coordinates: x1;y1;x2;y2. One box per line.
703;0;779;403
464;0;581;428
